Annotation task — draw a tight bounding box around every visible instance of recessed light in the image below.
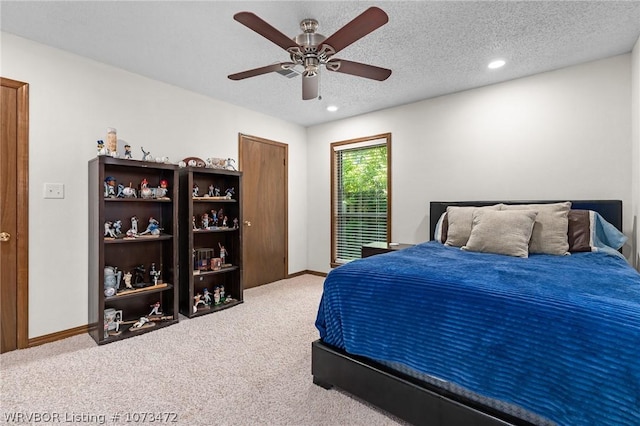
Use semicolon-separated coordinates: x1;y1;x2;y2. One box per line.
326;105;338;112
488;60;506;69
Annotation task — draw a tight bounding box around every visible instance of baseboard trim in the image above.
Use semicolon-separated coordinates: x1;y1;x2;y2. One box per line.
288;270;327;278
28;324;90;348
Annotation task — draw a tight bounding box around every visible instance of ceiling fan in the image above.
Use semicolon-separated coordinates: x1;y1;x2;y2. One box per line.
227;7;392;100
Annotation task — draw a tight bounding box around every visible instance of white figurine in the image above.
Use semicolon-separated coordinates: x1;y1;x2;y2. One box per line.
104;221;117;238
139;217;161;236
123;272;133;289
112;220;123;237
131;317;149;329
149;302;162;316
97;140;108;156
106;127;118;157
126;216;139;237
141;147;153;162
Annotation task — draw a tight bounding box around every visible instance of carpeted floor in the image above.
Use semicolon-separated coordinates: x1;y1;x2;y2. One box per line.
0;275;404;425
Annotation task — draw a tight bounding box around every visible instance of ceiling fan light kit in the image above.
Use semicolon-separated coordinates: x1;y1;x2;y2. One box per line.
228;7;392;100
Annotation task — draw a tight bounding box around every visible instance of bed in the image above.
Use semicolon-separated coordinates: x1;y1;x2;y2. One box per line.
312;200;640;426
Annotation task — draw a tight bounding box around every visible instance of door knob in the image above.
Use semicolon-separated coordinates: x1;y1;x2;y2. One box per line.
0;232;10;242
244;221;252;227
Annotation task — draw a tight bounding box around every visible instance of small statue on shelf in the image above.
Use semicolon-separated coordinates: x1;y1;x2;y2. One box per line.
208;184;215;197
156;179;169;199
104;176;117;198
192;216;197;230
130;317;151;330
222;216;228;227
149;301;162;316
210;210;218;226
139;217;161;236
225;187;235;199
106;127;118;157
141;146;153;162
133;264;146;287
192;183;199;197
214;287;221;305
203;288;212;305
219;242;227;265
104;221;117;239
97;140;107;156
121;183;137;198
201;213;210;229
112;220;123;237
123;143;132;159
220;285;225;302
140;178;153;199
217;208;224;226
149;263;161;285
123;272;133;289
126;216;139;238
233;217;239;229
225;158;237;171
193;293;206;313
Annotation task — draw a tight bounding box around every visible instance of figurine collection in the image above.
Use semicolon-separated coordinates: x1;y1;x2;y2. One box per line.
104;176;170;200
104;262;163;298
193;242;232;272
96;126;242;340
103;302;173;338
96;127;237;170
193;285;234;313
104;215;163;240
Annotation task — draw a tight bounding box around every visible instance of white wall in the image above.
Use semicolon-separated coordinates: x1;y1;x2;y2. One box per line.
1;30;636;338
307;55;633;273
632;36;640;270
0;33;308;338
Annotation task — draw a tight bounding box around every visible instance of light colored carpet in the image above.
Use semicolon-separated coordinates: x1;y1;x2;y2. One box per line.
0;275;404;425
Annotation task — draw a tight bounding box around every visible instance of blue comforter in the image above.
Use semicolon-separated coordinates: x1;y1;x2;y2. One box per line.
316;242;640;425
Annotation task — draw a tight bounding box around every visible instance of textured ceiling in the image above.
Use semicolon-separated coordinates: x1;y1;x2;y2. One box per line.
2;1;640;127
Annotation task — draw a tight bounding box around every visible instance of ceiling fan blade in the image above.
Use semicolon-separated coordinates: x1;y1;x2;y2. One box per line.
234;12;300;52
320;7;388;55
327;59;392;81
302;75;318;100
228;63;294;80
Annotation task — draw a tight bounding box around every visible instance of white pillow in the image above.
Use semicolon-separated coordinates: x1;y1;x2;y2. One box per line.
501;202;571;255
462;209;538;258
444;204;502;247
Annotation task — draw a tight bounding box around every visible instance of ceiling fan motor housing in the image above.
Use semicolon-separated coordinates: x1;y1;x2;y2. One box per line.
293;19;329;77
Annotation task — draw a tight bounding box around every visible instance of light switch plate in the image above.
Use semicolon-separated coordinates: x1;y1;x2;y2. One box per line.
44;183;64;199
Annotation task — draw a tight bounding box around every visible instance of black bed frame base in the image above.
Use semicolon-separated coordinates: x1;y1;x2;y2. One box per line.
312;340;536;426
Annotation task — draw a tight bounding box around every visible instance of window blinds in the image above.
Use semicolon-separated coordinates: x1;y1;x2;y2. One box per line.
334;143;388;263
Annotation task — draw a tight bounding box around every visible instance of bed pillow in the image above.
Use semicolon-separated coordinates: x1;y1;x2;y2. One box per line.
444;204;502;247
593;211;627;251
568;209;593;252
501;202;571;255
433;212;448;243
462;209;538;258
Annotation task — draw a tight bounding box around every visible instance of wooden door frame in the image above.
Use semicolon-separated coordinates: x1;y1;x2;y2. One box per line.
1;77;29;349
238;133;288;278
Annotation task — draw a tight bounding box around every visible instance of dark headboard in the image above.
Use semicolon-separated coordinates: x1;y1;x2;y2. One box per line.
429;200;623;241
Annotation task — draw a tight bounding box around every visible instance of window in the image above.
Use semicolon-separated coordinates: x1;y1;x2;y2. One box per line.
331;133;391;266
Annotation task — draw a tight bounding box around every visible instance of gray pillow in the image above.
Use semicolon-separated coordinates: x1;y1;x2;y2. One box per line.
462;209;538;258
444;204;502;247
501;202;571;255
